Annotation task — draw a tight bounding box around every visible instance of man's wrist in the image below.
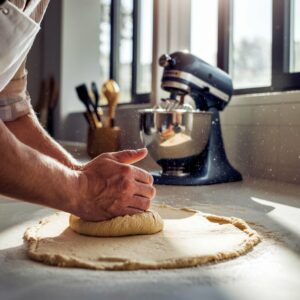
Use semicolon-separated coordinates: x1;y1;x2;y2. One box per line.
58;168;81;214
64;170;88;217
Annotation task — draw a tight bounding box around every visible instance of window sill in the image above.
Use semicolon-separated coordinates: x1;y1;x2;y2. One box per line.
230;90;300;107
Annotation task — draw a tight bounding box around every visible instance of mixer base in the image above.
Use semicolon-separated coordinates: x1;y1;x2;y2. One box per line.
151;169;242;186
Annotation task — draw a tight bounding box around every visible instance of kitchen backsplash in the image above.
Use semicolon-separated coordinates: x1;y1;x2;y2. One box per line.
222;91;300;184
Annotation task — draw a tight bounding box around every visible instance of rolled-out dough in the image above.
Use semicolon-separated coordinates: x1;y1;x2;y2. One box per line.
24;205;261;270
69;210;164;237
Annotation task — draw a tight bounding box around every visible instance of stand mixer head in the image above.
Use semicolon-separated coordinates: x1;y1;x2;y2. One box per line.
158;51;233;111
140;51;242;185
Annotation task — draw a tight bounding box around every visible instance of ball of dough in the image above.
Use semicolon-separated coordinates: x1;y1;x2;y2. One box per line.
69;210;164;237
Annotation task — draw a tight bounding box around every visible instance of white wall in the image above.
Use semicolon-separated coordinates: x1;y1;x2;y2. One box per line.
59;0;101;139
221;91;300;184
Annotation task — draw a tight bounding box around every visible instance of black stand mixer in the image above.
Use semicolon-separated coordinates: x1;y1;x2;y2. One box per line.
140;51;242;185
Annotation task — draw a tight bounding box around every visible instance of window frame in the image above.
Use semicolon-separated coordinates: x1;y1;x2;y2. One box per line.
109;0;151;104
217;0;300;95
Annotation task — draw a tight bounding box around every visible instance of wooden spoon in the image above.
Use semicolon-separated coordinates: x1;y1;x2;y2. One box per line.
102;80;120;127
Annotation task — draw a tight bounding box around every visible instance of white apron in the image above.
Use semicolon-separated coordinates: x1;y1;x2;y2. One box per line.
0;0;49;121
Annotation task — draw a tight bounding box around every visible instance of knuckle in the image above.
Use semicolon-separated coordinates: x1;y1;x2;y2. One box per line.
150;186;156;198
120;165;132;176
149;175;154;185
120;177;132;192
109;199;124;213
141;170;153;184
121;179;129;190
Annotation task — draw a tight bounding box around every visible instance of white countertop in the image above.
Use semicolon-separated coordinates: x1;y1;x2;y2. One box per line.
0;177;300;300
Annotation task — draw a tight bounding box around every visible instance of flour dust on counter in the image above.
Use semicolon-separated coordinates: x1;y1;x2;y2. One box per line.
24;204;260;270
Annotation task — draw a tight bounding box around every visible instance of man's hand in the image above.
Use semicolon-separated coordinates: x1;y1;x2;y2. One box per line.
74;148;156;221
1;118;155;222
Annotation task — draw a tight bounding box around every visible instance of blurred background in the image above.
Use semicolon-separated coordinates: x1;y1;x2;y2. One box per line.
26;0;300;184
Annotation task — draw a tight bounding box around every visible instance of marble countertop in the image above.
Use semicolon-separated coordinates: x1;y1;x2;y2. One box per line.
0;175;299;300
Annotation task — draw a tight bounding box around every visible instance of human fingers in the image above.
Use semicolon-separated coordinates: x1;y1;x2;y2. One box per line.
120;206;146;216
127;195;151;211
107;148;148;164
132;166;154;184
133;181;156;200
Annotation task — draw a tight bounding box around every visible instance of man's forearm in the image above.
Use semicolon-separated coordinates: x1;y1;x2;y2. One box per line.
0;120;80;213
4;109;81;170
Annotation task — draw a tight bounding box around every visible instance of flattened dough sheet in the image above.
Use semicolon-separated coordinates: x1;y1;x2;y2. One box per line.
24;205;260;270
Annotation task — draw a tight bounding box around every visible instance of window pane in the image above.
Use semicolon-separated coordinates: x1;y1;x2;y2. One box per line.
99;0;111;83
119;0;133;103
190;0;218;66
290;0;300;72
231;0;272;89
136;0;153;94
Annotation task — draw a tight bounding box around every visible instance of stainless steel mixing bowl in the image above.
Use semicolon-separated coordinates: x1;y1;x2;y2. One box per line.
139;109;212;175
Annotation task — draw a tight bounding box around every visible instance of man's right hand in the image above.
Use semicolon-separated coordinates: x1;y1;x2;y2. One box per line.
73;148;156;222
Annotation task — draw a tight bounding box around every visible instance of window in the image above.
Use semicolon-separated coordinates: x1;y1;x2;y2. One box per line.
135;0;153;94
99;0;111;83
290;0;300;73
231;0;272;89
99;0;153;104
190;0;218;66
190;0;300;94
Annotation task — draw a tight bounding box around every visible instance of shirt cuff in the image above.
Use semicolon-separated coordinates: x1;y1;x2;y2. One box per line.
0;93;32;122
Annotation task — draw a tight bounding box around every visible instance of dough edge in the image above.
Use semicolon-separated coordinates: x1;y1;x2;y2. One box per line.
23;204;261;271
69;210;164;237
